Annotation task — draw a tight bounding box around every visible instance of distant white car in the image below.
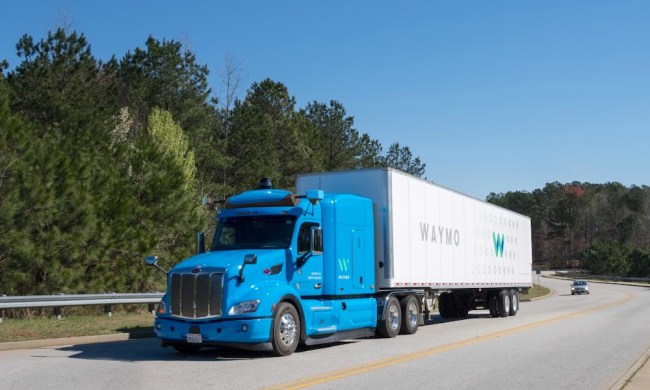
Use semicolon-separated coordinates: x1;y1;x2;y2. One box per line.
571;280;590;295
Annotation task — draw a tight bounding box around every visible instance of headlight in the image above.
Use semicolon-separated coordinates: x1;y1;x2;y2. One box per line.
157;299;167;315
228;300;260;315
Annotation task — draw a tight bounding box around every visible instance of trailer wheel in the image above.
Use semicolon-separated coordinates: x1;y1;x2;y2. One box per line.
439;293;459;318
456;302;469;318
271;302;300;356
497;289;510;317
399;295;419;334
439;293;450;318
488;292;498;317
508;289;519;316
377;297;401;338
438;293;448;318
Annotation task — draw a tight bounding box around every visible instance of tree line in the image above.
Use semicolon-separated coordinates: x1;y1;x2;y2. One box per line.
1;29;647;297
487;182;650;277
0;29;425;296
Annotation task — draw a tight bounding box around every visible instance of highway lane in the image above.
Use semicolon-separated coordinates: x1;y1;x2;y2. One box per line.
1;276;649;389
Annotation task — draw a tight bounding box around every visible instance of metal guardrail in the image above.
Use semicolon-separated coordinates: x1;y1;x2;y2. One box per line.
554;272;650;284
0;293;163;323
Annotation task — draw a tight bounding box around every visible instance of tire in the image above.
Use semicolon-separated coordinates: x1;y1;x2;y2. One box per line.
173;344;201;354
488;292;498;318
400;295;419;335
271;302;300;356
508;289;519;316
454;293;469;319
377;296;401;338
456;303;469;318
440;292;461;318
438;293;448;319
497;290;510;317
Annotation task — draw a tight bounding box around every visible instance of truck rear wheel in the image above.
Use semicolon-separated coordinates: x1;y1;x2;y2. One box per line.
399;295;419;334
377;296;401;338
271;302;300;356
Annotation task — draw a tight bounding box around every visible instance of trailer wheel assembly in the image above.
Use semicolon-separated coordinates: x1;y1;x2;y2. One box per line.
497;289;511;317
508;289;519;316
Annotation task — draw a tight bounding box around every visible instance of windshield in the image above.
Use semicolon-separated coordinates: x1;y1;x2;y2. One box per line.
212;215;296;250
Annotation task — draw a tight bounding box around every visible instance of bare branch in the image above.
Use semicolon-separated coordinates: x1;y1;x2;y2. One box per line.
52;5;76;32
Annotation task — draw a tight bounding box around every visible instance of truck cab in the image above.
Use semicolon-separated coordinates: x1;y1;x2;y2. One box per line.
148;180;377;356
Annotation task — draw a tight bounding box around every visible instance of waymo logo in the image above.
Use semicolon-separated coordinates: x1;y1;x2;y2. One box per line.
338;258;350;272
493;232;505;257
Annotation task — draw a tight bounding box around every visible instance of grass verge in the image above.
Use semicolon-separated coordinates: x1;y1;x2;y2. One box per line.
520;284;551;300
0;311;154;343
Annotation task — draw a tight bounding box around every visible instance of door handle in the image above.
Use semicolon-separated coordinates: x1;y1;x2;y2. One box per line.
314;283;322;289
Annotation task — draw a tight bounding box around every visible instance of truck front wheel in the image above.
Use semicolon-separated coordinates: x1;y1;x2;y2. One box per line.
271;302;300;356
377;297;401;338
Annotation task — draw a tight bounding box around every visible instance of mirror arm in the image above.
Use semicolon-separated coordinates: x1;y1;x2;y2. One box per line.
297;251;312;268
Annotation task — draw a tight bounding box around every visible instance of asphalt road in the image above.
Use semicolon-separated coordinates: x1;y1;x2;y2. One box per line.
1;276;649;389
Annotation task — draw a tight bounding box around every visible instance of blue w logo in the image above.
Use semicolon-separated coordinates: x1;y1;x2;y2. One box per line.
492;233;505;257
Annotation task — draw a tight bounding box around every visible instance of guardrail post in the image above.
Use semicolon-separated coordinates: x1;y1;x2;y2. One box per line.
53;307;62;320
0;294;5;324
148;303;155;315
104;305;112;318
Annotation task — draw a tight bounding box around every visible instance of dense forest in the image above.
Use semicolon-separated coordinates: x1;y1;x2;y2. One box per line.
0;29;425;295
488;183;650;277
0;30;648;296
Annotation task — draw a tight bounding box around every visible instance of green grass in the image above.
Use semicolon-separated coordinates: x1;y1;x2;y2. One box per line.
520;284;551;300
0;311;154;343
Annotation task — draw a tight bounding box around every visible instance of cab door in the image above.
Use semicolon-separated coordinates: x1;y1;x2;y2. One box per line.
293;222;323;296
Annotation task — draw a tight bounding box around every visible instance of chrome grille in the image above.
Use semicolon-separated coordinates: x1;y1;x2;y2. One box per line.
169;271;224;319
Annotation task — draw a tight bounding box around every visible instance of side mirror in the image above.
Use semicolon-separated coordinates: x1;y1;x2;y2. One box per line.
144;256;168;275
145;256;158;266
244;254;257;265
239;254;257;283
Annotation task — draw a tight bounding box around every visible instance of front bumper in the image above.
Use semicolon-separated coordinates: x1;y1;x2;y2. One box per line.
155;316;273;349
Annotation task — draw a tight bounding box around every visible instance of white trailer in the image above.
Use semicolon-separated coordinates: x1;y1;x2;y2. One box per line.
297;168;533;319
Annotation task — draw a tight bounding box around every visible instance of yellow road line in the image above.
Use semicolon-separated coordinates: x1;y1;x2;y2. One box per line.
264;291;635;390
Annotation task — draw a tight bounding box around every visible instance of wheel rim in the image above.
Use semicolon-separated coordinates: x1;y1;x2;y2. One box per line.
504;294;511;314
388;303;400;331
279;312;298;346
513;293;519;311
407;301;418;327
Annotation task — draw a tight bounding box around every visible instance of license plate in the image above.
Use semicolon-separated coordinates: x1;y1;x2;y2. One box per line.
186;333;202;343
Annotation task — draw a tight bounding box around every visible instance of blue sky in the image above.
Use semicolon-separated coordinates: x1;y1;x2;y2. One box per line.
2;1;649;199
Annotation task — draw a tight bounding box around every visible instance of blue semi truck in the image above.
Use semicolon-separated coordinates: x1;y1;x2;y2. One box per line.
146;168;532;356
